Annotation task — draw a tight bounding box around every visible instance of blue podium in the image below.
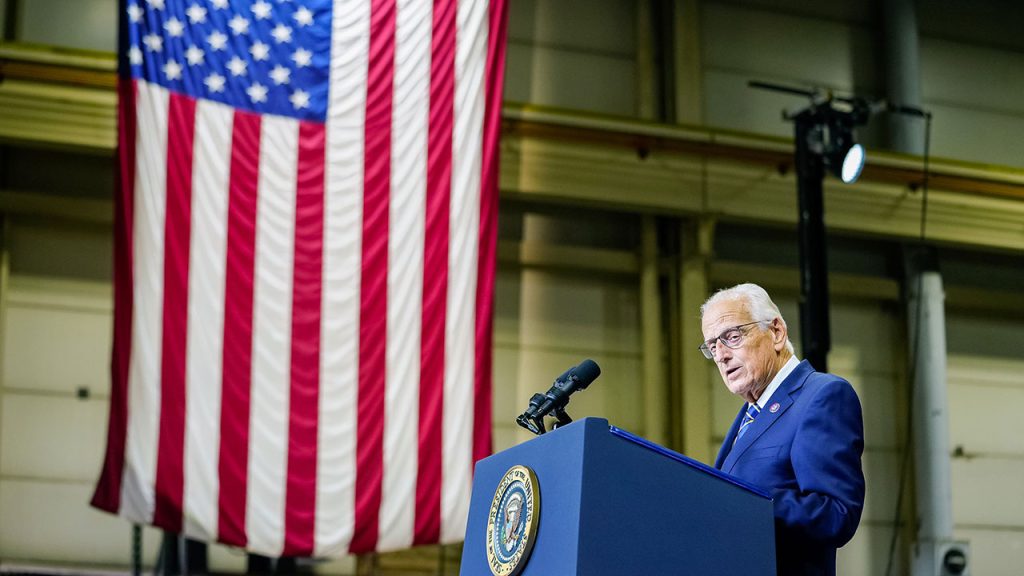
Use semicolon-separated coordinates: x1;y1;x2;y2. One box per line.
460;417;776;575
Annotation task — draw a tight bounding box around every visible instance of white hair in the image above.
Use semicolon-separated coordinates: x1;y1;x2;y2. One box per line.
700;283;795;354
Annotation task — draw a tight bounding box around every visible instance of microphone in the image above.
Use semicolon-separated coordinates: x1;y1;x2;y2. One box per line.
516;359;601;435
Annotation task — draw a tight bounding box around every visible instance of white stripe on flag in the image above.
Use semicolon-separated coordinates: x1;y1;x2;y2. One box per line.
314;0;370;557
246;116;299;556
183;99;233;541
378;0;432;552
441;0;487;543
122;80;169;525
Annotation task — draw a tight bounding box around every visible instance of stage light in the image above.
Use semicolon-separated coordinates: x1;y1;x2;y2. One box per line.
823;119;865;184
839;143;865;183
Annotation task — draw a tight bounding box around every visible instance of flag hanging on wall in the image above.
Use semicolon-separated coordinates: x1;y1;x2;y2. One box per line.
92;0;507;557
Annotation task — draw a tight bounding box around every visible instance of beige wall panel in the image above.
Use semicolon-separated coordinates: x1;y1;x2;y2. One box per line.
951;458;1024;527
703;3;864;89
860;450;900;523
493;345;644;453
839;523;903;576
508;0;636;53
829;301;900;372
3;304;112;395
508;269;640;353
18;0;117;52
953;527;1024;576
505;44;636;116
947;383;1024;454
702;2;873;137
0;395;107;482
492;264;644;450
505;0;636;115
205;546;250;574
507;347;644;446
946;310;1024;563
922;37;1024;114
840;375;899;450
0;479;161;566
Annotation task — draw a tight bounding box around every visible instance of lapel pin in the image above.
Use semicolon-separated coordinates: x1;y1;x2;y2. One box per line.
769;402;781;413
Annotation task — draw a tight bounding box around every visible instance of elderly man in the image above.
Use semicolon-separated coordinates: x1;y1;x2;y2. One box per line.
701;283;865;576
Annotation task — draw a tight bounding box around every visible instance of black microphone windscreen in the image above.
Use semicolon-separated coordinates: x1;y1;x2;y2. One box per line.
571;359;601;389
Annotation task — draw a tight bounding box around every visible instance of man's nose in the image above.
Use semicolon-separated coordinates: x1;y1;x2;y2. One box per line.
712;342;731;362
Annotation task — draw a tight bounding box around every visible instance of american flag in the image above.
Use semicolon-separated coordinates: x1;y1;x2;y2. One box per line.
91;0;507;556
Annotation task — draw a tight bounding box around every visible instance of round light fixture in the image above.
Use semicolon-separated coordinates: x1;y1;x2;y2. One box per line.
840;143;865;184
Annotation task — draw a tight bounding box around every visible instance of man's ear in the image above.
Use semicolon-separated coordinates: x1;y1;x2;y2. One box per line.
772;317;788;351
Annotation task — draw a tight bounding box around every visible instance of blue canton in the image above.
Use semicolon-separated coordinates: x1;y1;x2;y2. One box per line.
126;0;332;122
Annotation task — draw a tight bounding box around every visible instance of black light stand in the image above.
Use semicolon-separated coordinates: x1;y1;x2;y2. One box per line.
793;107;831;372
750;82;871;372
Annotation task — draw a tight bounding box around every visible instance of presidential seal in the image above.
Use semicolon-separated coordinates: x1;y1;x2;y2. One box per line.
486;465;540;576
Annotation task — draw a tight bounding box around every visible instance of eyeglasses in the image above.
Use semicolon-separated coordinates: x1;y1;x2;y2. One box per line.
698;321;768;360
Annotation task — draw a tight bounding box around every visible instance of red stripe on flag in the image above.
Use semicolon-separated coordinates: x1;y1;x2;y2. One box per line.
352;0;396;554
414;0;456;546
218;110;261;547
92;78;138;514
153;93;197;533
283;121;326;555
474;0;509;463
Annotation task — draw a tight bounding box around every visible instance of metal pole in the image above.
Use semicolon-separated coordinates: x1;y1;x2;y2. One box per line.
794;112;831;372
132;524;142;576
906;248;969;575
882;0;924;155
641;215;667;445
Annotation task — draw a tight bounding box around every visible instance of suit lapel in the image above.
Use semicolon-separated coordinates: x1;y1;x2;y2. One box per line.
721;361;813;474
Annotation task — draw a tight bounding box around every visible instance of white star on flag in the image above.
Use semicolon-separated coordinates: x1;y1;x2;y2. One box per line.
293;6;313;27
210;0;228;8
162;60;182;80
247;82;268;103
185;45;205;66
289;89;309;109
143;33;163;52
269;65;291;85
164;17;185;37
203;72;225;92
128;46;143;65
271;24;292;44
186;4;207;24
127;4;144;22
292;47;311;67
207;31;227;51
229;15;249;35
252;1;272;20
250;41;270;61
146;0;164;9
227;56;247;76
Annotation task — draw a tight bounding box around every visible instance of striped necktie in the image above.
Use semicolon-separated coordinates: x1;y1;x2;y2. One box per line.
736;404;761;442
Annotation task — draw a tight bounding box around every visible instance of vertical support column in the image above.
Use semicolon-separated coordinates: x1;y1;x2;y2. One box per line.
640;215;666;445
906;249;968;576
132;525;142;576
636;0;657;120
672;0;703;125
795;113;830;373
679;218;714;463
882;0;924;155
2;0;18;42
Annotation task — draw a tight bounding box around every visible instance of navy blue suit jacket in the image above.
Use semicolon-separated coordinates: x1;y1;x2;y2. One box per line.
714;360;865;576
